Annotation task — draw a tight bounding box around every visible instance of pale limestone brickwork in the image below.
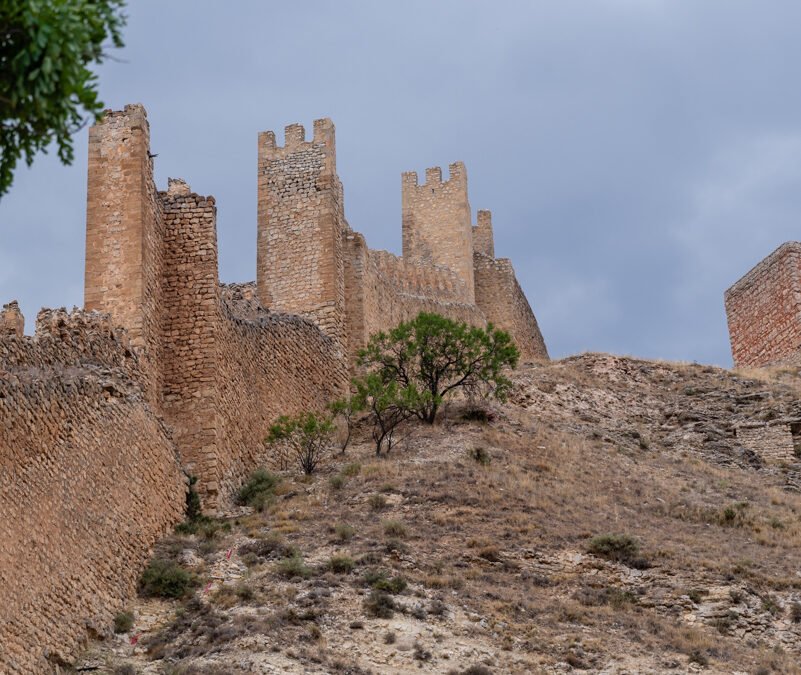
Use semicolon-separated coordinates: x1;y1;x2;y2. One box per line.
725;242;801;368
735;423;798;464
0;103;547;671
0;309;185;673
402;163;475;303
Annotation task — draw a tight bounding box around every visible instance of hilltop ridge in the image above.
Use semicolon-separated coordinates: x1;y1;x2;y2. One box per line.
76;354;801;674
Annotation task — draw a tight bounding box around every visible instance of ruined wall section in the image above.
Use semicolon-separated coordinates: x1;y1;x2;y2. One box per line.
402;163;475;303
1;300;24;338
160;182;223;506
474;252;549;361
215;284;348;499
257;120;346;345
725;243;801;368
85;104;165;410
0;310;185;673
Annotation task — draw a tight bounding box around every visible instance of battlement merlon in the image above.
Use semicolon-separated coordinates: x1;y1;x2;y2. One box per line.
1;300;24;338
473;209;495;258
258;118;336;172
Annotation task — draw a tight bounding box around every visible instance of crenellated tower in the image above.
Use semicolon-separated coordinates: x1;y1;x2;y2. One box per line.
402;162;475;303
257;119;346;345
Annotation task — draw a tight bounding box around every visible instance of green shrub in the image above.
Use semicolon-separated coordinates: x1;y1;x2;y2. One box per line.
329;474;345;490
342;462;362;476
335;523;355;542
113;610;134;633
237;469;280;511
276;554;312;580
369;494;388;511
364;569;407;594
266;412;335;475
139;559;195;599
357;312;519;425
716;501;750;527
364;589;395;618
382;520;407;538
586;534;649;569
468;446;491;465
328;554;355;574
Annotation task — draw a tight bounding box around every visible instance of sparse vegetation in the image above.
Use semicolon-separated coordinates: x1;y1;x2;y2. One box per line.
266;412;335;475
113;610;134;634
469;446;492;465
236;469;280;511
275;554;312;579
382;519;407;538
139;559;196;599
363;589;395;618
334;523;355;542
586;534;650;569
328;554;355;574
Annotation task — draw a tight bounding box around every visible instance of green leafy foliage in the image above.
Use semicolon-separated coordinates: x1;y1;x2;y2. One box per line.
0;0;126;196
139;558;196;599
357;312;519;425
236;469;280;511
328;396;364;454
352;373;415;455
266;412;335;475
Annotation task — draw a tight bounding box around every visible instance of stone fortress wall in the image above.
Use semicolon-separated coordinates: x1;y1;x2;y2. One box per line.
725;242;801;368
0;103;547;671
0;309;186;673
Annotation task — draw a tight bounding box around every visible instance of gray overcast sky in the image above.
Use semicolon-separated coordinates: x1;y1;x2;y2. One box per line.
2;0;801;366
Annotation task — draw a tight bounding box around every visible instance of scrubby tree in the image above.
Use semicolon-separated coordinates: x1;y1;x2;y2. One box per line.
358;312;519;424
1;0;126;197
266;411;335;475
328;395;364;454
352;373;415;455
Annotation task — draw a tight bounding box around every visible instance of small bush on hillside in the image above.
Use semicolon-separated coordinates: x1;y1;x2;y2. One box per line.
382;520;407;538
587;534;650;569
328;396;364;454
237;534;297;562
335;523;355;542
364;569;407;594
342;462;362;476
328;554;355;574
364;589;395;618
266;412;335;475
139;558;196;599
790;602;801;623
276;554;312;580
369;494;388;511
329;474;345;490
468;446;492;465
236;469;280;511
113;610;134;633
716;501;750;527
352;374;414;455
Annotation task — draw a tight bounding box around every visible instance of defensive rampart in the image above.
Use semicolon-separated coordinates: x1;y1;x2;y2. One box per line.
0;103;547;671
0;310;186;673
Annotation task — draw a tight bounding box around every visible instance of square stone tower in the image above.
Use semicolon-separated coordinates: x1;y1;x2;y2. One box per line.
256;120;346;345
402;163;475;303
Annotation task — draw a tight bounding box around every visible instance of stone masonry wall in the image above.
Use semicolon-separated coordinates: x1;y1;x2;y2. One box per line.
402;163;475;303
257;120;346;344
725;242;801;368
474;252;549;361
160;183;223;506
0;309;185;674
85;104;166;410
736;423;797;464
215;284;347;501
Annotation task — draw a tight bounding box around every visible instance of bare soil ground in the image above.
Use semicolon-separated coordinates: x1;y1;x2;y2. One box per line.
77;354;801;674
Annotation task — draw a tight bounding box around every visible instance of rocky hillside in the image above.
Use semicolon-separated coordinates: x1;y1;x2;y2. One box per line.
78;354;801;674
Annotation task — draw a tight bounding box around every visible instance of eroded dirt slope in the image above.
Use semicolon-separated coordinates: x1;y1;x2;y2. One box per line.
78;354;801;674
